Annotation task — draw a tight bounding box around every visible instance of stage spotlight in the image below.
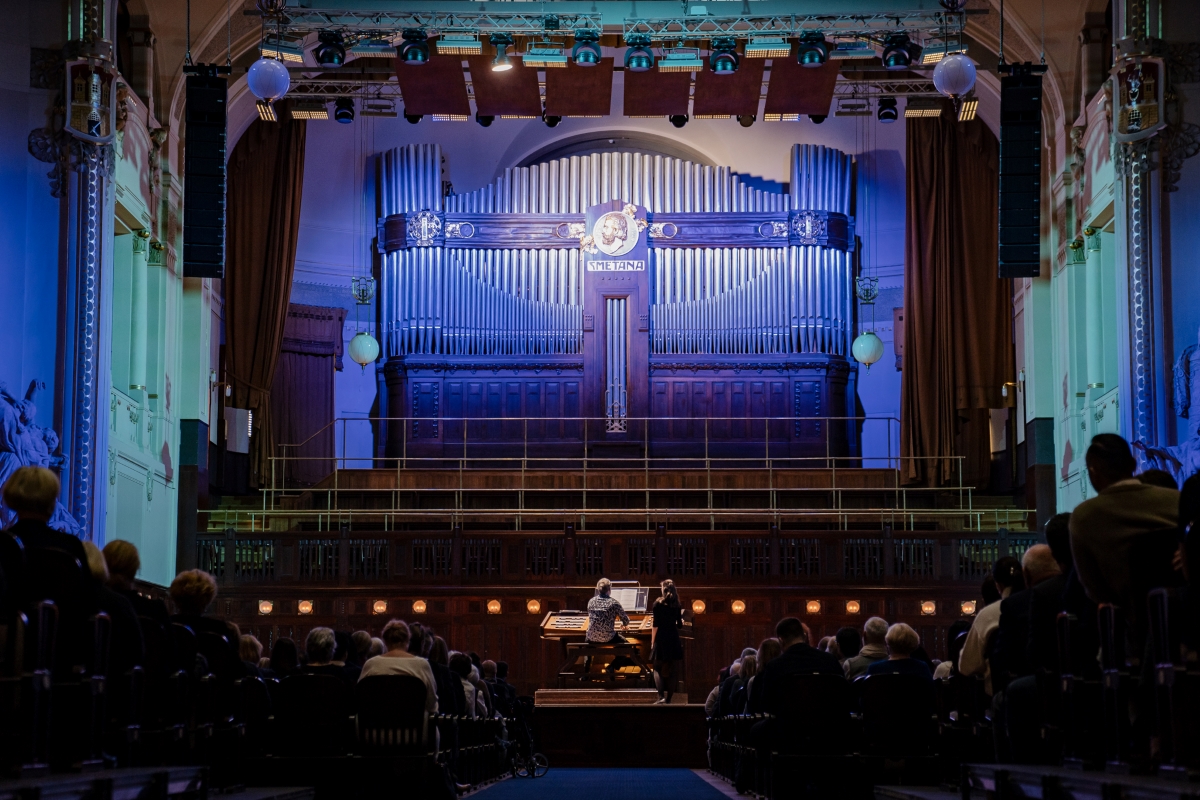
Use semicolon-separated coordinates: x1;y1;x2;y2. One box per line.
809;114;827;124
490;33;513;71
436;33;482;56
334;97;355;124
487;599;503;615
258;600;274;615
731;599;746;614
372;600;388;614
526;599;542;614
737;114;755;127
877;97;898;123
845;600;861;614
403;112;423;124
920;600;937;616
709;37;739;74
255;100;277;122
313;32;346;68
797;31;830;67
669;114;688;128
881;33;915;70
476;113;494;127
412;599;428;614
542;112;562;128
399;29;429;65
958;97;979;122
624;33;654;72
961;600;977;615
806;600;822;614
572;29;601;66
692;600;706;614
298;600;314;615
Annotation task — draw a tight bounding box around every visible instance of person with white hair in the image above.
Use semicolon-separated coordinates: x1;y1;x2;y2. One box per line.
586;577;630;644
843;616;890;679
864;623;932;680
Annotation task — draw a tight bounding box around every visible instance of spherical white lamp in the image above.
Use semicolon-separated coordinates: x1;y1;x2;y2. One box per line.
852;332;885;372
348;331;380;371
247;57;291;102
933;53;976;99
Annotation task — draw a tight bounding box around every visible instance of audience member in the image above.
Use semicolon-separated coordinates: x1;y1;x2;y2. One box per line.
994;545;1062;685
981;575;1002;607
168;569;240;643
369;637;386;657
844;616;889;679
427;634;466;717
3;466;90;574
468;665;492;717
349;630;373;668
933;620;972;680
834;627;862;667
359;619;438;718
332;631;362;683
493;661;517;715
449;653;480;719
756;638;782;671
748;617;842;716
959;556;1024;695
1070;434;1179;607
1025;515;1078;674
303;627;357;690
270;637;300;677
102;539;170;624
864;623;932;680
82;540;144;678
731;654;757;713
240;634;264;671
1137;468;1178;489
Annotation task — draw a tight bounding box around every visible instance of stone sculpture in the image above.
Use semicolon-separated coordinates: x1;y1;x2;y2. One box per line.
0;379;80;534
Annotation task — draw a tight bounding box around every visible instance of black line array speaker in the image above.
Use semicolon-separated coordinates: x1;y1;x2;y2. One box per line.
183;67;228;279
998;70;1043;279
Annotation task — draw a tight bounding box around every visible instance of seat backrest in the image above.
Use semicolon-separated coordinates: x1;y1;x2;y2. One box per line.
858;673;936;751
772;673;853;743
1128;528;1184;602
275;673;351;744
169;622;199;677
0;533;24;608
355;674;430;752
26;548;93;673
196;630;242;681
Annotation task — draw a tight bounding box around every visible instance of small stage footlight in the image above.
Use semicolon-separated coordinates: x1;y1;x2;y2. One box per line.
731;599;746;614
527;599;541;614
487;599;503;614
372;600;388;614
258;600;274;615
806;600;822;614
877;97;898;123
961;600;977;615
845;600;861;614
920;601;937;616
334;97;354;124
412;599;428;614
709;38;739;74
692;600;706;614
298;600;314;615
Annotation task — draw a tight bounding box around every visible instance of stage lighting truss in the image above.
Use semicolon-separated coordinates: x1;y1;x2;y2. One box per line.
436;32;483;55
524;40;568;68
658;46;703;72
744;35;790;59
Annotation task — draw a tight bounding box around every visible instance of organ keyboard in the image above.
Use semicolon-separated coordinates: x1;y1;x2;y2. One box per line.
539;611;694;638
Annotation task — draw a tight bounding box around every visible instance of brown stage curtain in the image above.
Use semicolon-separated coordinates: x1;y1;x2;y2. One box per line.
900;113;1014;487
224;114;307;487
270;304;346;487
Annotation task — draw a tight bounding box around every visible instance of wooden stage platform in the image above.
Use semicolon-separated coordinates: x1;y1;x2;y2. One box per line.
534;700;708;768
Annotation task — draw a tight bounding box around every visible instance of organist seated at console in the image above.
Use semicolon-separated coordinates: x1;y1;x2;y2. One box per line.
587;578;630;644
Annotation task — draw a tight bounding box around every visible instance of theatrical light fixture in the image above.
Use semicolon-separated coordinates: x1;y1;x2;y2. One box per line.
958;97;979;122
487;599;503;614
809;114;827;124
436;33;482;56
258;600;274;615
961;600;978;615
526;599;542;614
313;31;346;68
542;111;562;128
845;600;861;614
524;40;568;68
476;113;495;127
432;114;469;122
298;600;314;615
731;599;747;614
490;34;514;72
290;100;330;120
797;32;830;67
836;98;871;117
623;34;654;72
350;39;395;57
877;96;898;123
361;99;397;118
904;98;943;118
334;97;355;124
412;599;428;614
745;36;790;59
255;100;277;122
398;29;430;65
881;33;917;70
692;600;706;614
659;47;704;73
921;41;969;65
738;114;756;127
920;601;937;616
261;38;305;63
764;113;800;121
669;114;689;128
709;38;739;75
829;40;877;60
806;600;822;614
572;29;601;66
372;600;388;614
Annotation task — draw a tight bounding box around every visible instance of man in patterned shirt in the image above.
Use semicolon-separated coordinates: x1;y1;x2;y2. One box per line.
586;578;630;643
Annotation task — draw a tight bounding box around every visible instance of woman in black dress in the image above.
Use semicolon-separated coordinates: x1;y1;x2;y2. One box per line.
651;579;685;704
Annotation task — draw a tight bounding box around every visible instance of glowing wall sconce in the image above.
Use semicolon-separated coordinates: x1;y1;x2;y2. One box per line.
845;600;861;614
372;600;388;615
731;599;747;614
298;600;314;615
691;600;706;614
806;600;822;614
526;599;541;614
487;599;503;614
920;601;937;616
412;600;428;614
258;600;274;615
960;600;977;615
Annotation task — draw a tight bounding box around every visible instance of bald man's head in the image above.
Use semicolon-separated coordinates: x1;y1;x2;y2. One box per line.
1021;544;1061;587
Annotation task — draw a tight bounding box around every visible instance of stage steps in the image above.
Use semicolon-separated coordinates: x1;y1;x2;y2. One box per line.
876;763;1200;800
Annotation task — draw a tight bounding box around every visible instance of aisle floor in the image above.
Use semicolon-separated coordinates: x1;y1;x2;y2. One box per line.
470;769;738;800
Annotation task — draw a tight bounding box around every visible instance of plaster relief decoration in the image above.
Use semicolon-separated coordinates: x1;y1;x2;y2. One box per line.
0;381;80;534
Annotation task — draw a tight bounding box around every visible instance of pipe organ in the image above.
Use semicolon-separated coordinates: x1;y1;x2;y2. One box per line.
378;143;858;459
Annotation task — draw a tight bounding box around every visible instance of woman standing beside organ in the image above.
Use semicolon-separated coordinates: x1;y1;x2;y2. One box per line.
651;579;685;704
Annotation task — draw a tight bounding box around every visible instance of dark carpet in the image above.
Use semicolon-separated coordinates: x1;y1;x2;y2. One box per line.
471;769;730;800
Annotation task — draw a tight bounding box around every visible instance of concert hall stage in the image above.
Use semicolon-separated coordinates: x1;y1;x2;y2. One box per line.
532;700;708;768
